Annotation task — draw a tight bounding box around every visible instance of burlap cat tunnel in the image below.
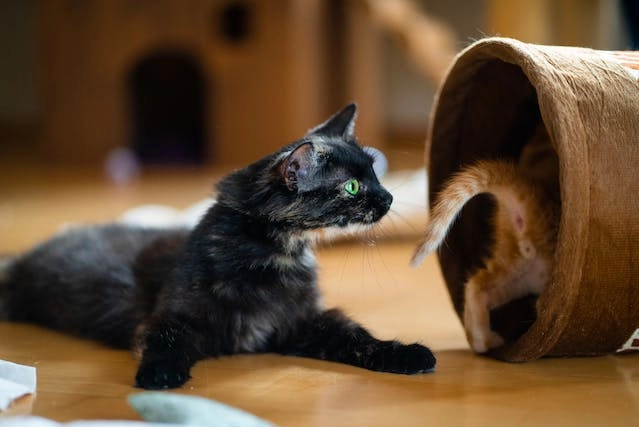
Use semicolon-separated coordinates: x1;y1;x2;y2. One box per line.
426;37;639;361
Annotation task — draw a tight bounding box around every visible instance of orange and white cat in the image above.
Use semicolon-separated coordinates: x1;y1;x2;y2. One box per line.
411;136;559;353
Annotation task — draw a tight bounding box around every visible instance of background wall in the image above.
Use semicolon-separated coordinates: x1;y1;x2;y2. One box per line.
0;1;40;156
0;0;632;170
381;0;630;144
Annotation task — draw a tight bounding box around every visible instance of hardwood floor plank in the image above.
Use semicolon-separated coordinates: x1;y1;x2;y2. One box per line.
1;165;637;425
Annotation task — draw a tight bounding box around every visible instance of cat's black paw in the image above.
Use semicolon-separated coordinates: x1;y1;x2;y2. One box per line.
373;342;436;375
134;359;191;390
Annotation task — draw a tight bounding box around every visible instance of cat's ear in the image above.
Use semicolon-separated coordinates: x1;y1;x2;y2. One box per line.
280;142;315;191
307;103;357;138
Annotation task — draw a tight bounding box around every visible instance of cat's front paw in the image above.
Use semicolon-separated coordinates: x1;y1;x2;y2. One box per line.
135;359;191;390
374;342;436;374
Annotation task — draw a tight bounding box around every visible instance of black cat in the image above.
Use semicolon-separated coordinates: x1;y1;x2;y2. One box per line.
0;104;436;389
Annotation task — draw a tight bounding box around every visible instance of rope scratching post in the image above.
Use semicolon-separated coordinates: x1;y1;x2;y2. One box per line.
426;37;639;361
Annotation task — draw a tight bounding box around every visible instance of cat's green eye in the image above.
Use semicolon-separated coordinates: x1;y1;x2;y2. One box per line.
344;179;360;195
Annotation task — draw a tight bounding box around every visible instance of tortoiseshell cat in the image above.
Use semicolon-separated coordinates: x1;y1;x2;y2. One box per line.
411;127;559;353
0;104;436;389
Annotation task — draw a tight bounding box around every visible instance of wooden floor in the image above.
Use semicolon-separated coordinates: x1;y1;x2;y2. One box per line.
1;161;638;426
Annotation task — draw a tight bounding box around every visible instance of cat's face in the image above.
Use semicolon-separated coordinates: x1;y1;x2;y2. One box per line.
272;104;392;230
217;104;393;231
275;134;392;229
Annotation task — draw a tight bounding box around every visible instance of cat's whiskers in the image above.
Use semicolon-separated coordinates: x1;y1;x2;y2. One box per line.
359;226;394;291
317;223;372;244
376;207;419;239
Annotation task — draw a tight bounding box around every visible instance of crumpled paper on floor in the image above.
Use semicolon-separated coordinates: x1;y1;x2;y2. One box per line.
0;360;36;411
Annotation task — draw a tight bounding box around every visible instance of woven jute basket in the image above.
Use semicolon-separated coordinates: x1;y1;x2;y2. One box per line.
426;37;639;361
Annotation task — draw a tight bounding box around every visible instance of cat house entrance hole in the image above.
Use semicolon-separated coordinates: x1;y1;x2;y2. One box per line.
127;50;208;165
217;1;253;44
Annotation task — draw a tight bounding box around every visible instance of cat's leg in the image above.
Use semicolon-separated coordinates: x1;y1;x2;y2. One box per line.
134;315;209;389
463;271;505;353
464;258;547;353
281;308;436;374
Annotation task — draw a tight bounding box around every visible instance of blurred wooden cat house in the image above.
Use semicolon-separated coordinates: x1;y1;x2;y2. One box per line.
37;1;387;167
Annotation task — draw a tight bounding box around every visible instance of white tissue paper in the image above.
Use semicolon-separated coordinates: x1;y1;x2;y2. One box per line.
0;360;36;411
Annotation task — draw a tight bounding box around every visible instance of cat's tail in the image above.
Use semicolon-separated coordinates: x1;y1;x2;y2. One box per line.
411;160;523;267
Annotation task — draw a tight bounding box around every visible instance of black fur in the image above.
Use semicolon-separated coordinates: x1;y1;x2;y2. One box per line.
0;104;436;389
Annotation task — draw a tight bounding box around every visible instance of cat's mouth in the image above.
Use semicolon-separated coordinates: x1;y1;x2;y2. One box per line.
362;210;383;224
340;208;388;227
